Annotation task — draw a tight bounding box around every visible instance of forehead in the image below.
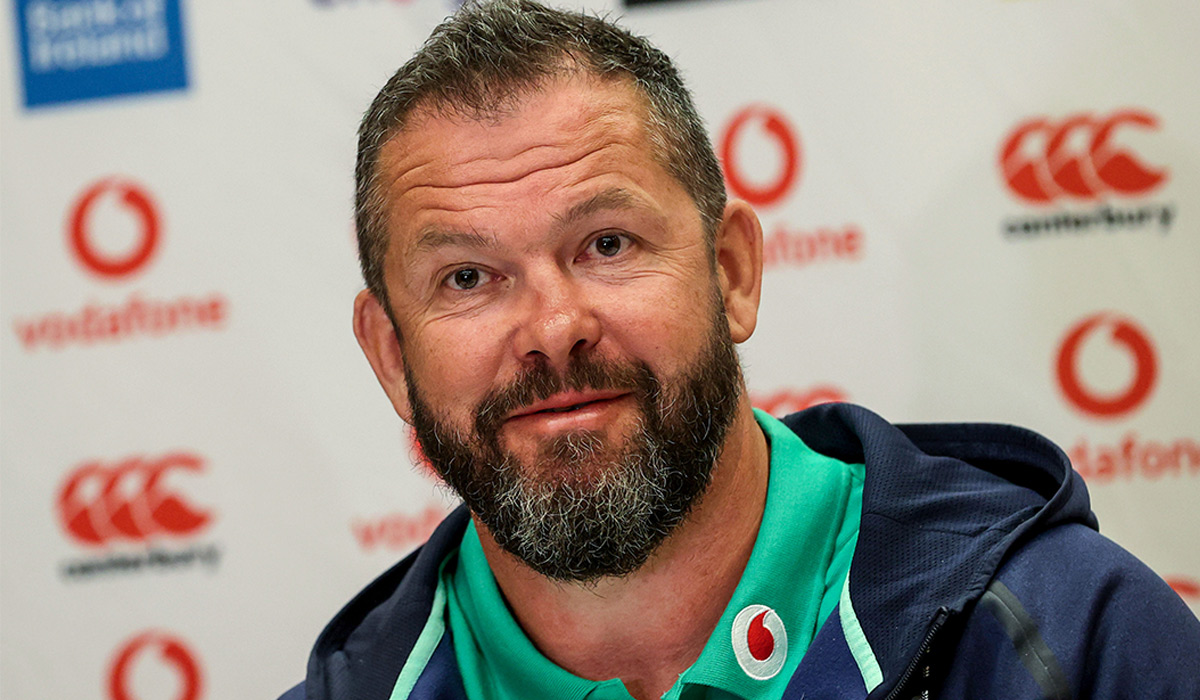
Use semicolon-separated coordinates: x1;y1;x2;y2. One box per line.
375;75;688;254
386;73;653;173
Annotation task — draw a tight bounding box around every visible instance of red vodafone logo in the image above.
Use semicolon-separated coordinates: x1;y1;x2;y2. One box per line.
57;453;212;547
1056;313;1157;419
752;386;848;416
1000;110;1166;204
69;178;162;279
731;605;787;679
720;105;801;207
108;631;202;700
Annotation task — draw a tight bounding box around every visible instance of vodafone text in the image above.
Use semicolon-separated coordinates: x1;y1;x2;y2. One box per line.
1069;433;1200;483
13;292;228;351
762;224;862;270
352;505;448;552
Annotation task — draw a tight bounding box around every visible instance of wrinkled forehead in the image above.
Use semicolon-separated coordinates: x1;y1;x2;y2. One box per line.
385;71;667;179
374;76;676;248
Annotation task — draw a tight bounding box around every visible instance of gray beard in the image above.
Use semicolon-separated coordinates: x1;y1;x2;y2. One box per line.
404;308;743;582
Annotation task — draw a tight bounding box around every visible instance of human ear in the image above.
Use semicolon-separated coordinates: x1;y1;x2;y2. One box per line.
714;200;763;343
353;289;414;423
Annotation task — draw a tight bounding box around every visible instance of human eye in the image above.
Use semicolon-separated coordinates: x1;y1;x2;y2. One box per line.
443;267;493;291
584;232;633;260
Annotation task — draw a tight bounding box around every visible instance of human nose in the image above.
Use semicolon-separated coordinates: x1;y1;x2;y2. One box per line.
512;269;600;369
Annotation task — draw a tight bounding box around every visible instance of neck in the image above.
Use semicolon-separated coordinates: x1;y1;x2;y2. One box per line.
473;398;769;700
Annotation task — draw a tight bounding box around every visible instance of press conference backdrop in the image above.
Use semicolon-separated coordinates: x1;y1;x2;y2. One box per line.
2;0;1197;697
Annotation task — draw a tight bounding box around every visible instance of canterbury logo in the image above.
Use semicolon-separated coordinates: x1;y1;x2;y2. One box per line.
57;453;212;546
1000;109;1166;204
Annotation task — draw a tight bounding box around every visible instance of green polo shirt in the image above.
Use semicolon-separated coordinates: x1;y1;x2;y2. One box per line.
434;410;864;700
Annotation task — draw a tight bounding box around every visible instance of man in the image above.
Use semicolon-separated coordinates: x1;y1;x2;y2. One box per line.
282;1;1200;698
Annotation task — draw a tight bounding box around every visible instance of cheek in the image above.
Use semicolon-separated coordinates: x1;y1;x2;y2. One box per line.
597;278;715;360
405;320;509;406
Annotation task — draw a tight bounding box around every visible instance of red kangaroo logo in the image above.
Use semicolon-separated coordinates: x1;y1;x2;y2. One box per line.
57;453;211;547
1000;110;1166;204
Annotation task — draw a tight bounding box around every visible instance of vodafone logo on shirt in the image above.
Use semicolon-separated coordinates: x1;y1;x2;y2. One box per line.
108;630;203;700
1000;109;1167;204
1055;313;1157;419
69;178;162;280
57;453;212;547
720;105;801;207
731;605;787;680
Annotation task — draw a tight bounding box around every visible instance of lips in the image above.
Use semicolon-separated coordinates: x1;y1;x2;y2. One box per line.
507;390;629;421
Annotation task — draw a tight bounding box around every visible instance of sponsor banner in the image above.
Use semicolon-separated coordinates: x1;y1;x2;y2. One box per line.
1;3;1197;698
56;452;221;581
719;104;865;273
14;0;190;109
10;177;230;352
998;109;1175;241
1053;313;1198;485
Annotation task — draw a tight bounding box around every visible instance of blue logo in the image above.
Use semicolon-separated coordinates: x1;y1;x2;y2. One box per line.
13;0;190;109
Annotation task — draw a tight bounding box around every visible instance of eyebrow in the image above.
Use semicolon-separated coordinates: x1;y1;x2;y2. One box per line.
411;227;497;254
554;188;643;227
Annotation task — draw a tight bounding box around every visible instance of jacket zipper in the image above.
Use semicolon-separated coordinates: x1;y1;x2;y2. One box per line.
882;608;949;700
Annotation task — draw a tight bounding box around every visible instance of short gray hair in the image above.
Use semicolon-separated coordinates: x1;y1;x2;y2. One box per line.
354;0;726;313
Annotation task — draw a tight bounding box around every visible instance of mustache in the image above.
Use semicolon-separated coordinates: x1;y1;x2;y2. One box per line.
474;355;658;437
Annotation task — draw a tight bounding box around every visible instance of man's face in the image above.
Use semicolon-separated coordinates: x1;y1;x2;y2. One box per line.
371;75;743;579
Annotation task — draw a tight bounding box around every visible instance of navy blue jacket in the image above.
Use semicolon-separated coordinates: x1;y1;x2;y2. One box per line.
281;404;1200;699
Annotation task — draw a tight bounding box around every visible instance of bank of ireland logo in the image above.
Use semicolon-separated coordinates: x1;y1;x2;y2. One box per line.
57;453;212;546
720;105;801;207
108;631;202;700
15;0;190;109
1056;313;1157;419
731;605;787;680
1000;110;1166;204
69;178;162;279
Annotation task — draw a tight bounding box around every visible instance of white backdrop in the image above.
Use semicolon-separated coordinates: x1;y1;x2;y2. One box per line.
2;1;1197;698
